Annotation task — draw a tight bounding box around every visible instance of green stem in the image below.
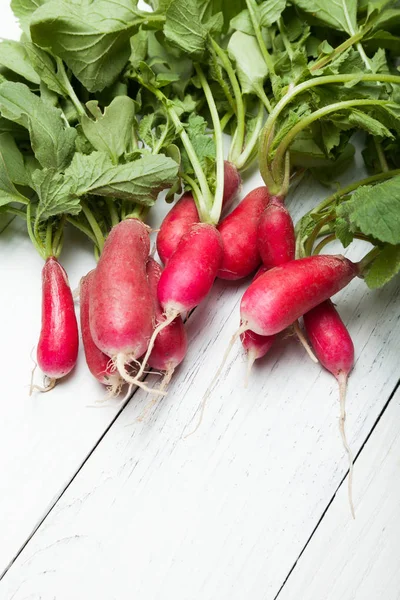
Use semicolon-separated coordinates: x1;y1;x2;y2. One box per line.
278;18;293;60
210;39;246;164
374;139;389;173
45;221;53;258
235;100;265;171
5;206;27;219
272;99;392;185
66;216;98;245
310;29;369;73
52;216;65;256
209;43;237;114
152;114;170;155
257;87;272;113
182;173;204;217
26;203;45;259
106;198;119;227
81;200;105;252
195;64;225;225
358;246;380;274
245;0;277;94
313;234;337;255
221;110;234;132
56;58;85;117
306;214;336;256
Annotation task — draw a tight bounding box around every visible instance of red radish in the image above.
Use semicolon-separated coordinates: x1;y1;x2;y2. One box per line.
132;223;223;385
303;299;355;518
89;219;160;394
257;196;295;269
157;161;241;265
80;270;122;393
217;186;270;280
240;255;359;337
240;266;276;382
35;257;79;390
146;257;187;375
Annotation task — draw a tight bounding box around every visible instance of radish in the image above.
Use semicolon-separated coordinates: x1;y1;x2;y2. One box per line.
240;255;359;337
89;219;161;394
131;223;223;385
35;257;79;391
157;161;241;265
80;270;122;393
303;299;355;518
257;195;295;269
217;186;270;280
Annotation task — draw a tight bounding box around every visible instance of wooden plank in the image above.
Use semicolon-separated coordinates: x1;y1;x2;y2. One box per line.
2;165;399;599
277;388;400;600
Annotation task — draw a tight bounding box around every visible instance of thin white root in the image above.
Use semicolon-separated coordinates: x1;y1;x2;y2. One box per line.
338;372;355;520
86;383;134;409
125;311;179;387
72;287;80;304
293;320;318;363
136;367;175;422
30;376;57;395
116;354;167;396
185;322;248;438
244;352;256;389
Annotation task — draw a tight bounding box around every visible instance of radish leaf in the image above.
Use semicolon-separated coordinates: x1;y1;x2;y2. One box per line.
0;40;40;84
33;168;80;220
364;243;400;288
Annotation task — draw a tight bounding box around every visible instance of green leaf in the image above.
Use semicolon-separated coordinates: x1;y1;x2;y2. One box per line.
0;132;29;186
364;30;400;53
30;0;148;92
33;168;80;221
259;0;286;27
164;0;208;57
180;114;215;173
0;41;40;84
347;109;393;138
24;44;69;97
337;175;400;245
227;31;268;96
11;0;47;34
335;216;354;248
65;151;179;205
0;145;28;207
81;97;136;163
0;82;76;170
291;0;357;34
364;244;400;288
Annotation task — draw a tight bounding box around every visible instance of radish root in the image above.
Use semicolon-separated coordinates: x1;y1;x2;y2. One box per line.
293;320;318;363
185;322;248;438
137;366;174;422
115;354;167;396
30;376;57;395
338;371;355;519
124;310;179;387
244;351;257;388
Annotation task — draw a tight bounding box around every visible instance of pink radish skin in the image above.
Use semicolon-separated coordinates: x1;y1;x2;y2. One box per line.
241;255;359;337
90;219;153;359
157;161;241;265
303;299;355;518
36;257;79;383
133;223;223;387
217;186;270;280
158;223;223;315
257;196;295;269
80;271;122;390
146;257;188;372
240;265;276;381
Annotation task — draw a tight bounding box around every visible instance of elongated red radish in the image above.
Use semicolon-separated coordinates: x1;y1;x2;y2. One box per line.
217;186;270;280
303;299;355;518
89;219;162;394
240;266;276;383
35;257;79;391
137;257;188;420
241;255;359;337
80;271;122;393
157;162;241;265
133;223;223;385
257;196;295;269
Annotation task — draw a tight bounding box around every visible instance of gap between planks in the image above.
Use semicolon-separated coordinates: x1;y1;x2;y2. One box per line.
273;375;400;600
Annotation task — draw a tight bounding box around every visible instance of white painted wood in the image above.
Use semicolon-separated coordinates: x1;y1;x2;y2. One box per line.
277;389;400;600
1;158;399;599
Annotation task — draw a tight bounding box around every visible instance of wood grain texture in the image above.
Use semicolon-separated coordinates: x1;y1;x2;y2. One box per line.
277;388;400;600
1;161;399;599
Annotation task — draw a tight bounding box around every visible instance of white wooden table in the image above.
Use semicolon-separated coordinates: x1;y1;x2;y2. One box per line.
1;7;399;599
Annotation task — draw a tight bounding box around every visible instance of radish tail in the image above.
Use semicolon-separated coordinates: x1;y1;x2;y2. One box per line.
185;323;248;438
126;311;179;386
338;372;355;519
116;354;167;396
137;366;175;422
244;351;256;388
30;376;57;395
293;320;318;363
